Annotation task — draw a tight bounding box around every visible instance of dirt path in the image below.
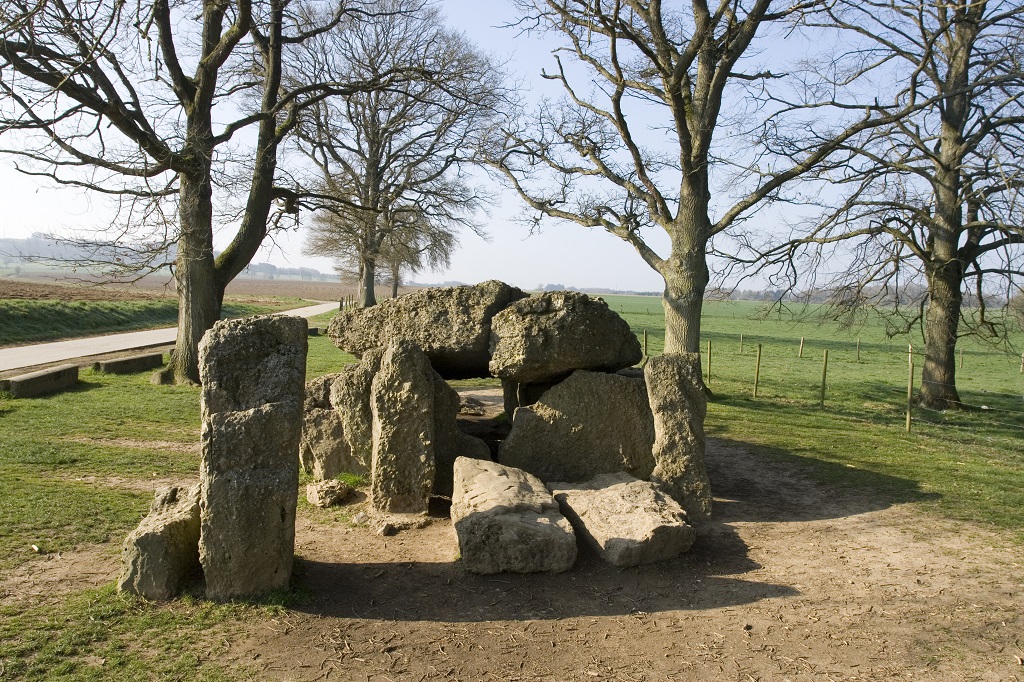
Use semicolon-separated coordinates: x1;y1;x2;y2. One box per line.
7;436;1020;681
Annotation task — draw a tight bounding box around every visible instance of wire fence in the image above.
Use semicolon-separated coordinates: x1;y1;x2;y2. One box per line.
681;333;1024;439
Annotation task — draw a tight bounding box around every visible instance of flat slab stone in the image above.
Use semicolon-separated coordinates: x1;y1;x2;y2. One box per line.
1;363;78;398
93;352;164;374
550;473;695;567
451;457;577;574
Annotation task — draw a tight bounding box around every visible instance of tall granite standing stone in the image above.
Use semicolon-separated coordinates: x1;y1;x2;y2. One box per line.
644;353;712;522
370;341;436;513
327;280;527;378
198;315;307;600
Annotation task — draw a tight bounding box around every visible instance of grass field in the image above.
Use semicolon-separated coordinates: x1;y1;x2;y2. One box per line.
0;299;299;346
1;293;1022;678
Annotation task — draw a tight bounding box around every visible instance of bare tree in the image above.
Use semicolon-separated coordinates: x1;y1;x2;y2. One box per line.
0;0;421;383
292;0;504;307
493;0;911;355
746;0;1024;409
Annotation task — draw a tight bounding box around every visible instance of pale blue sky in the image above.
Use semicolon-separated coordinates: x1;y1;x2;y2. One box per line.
0;0;795;292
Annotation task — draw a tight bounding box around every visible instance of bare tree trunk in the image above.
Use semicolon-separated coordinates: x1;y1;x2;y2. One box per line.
360;257;377;307
390;261;400;298
661;204;711;354
155;172;220;385
919;259;963;409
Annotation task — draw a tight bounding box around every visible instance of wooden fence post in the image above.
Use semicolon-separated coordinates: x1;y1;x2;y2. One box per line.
960;348;964;369
754;344;762;398
906;356;914;432
707;339;712;383
739;333;744;355
799;336;805;358
819;349;829;407
643;330;648;357
856;337;861;362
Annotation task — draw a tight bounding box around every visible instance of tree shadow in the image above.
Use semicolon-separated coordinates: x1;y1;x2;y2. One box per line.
706;436;940;524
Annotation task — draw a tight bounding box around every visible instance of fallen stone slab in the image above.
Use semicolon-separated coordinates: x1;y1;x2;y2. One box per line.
451;457;577;574
549;473;695;567
489;291;642;384
93;352;164;374
327;280;527;378
1;364;78;398
306;479;352;508
497;370;656;482
645;353;712;523
118;484;202;600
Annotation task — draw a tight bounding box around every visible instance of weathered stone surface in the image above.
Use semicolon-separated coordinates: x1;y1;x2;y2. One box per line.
645;353;712;523
329;349;384;476
497;370;656;482
299;374;347;480
198;315;306;601
550;473;695;567
431;373;491;498
327;280;527;378
118;484;201;600
306;479;352;508
370;341;436;514
199;314;308;416
489;291;642;384
451;457;577;574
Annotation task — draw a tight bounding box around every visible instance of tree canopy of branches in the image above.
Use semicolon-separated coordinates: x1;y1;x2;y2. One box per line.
0;0;422;383
492;0;906;357
294;0;504;307
748;0;1024;409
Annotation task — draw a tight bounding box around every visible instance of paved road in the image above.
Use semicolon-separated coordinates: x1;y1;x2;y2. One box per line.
0;301;338;373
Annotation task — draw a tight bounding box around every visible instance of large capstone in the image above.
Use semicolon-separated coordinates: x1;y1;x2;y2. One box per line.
451;457;577;574
488;291;642;384
496;370;656;482
198;315;306;601
327;280;527;378
118;484;201;600
644;353;712;523
370;341;437;514
549;473;695;567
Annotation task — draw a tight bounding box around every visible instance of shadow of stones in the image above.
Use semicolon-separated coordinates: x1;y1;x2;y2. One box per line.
290;519;794;623
706;436;940;524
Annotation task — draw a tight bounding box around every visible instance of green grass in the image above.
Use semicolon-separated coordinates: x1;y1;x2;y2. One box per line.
1;296;1022;679
0;299;294;346
602;295;1024;535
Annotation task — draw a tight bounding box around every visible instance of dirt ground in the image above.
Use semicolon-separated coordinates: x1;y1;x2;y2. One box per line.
3;426;1022;681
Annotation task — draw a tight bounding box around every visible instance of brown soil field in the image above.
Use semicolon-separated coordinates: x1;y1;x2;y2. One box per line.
0;273;416;303
3;421;1022;681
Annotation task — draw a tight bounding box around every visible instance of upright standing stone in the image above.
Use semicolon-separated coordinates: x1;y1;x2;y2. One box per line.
497;370;656;482
644;353;712;522
329;348;385;476
370;341;436;513
300;373;349;480
198;315;307;600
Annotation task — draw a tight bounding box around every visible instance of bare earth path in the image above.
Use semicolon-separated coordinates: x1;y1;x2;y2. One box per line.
4;437;1021;681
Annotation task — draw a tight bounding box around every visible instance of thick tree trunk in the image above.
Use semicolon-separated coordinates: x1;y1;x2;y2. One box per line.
155;172;219;385
919;259;963;409
359;258;377;307
661;216;711;354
